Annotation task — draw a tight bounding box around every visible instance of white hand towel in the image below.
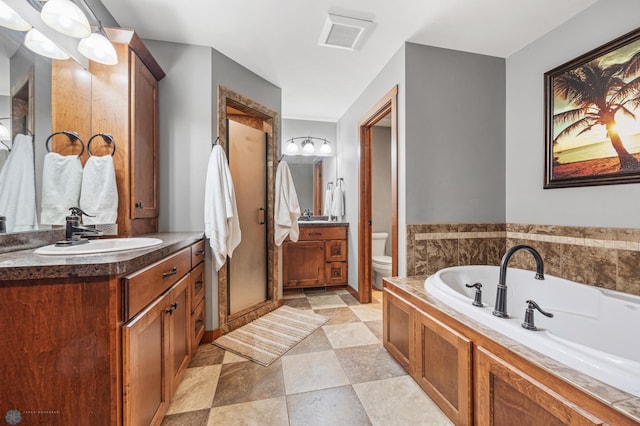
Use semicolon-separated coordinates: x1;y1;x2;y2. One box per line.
330;184;344;218
80;155;118;225
323;187;332;216
0;134;38;232
40;152;83;225
204;145;241;271
274;160;301;246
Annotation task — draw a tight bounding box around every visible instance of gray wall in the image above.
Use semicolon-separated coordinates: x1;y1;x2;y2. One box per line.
145;39;281;330
337;45;406;289
372;126;392;254
405;42;506;224
506;0;640;228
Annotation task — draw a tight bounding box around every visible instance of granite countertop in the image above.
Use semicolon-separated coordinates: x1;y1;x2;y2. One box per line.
384;276;640;423
297;221;349;227
0;232;204;281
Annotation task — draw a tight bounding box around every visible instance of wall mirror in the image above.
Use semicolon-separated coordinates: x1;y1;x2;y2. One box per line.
0;23;89;235
282;154;336;216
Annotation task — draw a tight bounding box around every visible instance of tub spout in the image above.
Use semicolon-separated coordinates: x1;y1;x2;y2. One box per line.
493;245;545;318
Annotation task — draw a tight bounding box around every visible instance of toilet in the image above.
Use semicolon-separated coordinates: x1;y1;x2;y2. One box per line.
372;232;392;290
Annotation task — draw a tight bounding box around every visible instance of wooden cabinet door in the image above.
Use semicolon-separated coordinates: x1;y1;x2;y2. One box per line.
475;346;605;426
167;275;190;397
382;289;414;372
414;308;472;425
123;293;168;426
282;240;326;287
130;51;159;219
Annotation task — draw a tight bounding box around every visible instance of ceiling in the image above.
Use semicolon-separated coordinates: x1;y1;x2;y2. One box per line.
101;0;598;122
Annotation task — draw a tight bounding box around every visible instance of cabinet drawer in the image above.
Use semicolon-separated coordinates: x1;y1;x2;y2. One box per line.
191;240;206;267
324;262;347;285
298;226;347;241
190;262;205;312
325;239;347;261
192;298;206;352
124;247;191;319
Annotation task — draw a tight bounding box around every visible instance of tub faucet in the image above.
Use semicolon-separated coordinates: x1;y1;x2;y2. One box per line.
493;244;544;318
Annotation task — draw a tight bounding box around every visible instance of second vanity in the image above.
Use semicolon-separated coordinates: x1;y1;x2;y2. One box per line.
282;222;349;289
0;232;204;426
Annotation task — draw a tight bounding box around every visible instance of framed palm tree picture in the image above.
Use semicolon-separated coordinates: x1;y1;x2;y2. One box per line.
545;27;640;188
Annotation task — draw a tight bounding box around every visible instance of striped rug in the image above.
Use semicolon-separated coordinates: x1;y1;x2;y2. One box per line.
212;305;328;366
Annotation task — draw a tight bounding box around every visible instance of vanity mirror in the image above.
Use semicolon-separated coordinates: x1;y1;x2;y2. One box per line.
283;154;336;216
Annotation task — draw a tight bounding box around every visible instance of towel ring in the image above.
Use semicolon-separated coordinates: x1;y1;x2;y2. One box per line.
87;133;116;157
45;131;85;158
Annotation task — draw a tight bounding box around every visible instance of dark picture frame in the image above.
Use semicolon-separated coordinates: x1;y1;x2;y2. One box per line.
545;27;640;188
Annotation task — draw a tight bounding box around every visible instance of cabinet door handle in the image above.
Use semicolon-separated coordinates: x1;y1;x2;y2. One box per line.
309;232;322;236
171;301;179;310
195;249;205;256
136;201;145;209
162;267;178;278
258;207;265;225
194;280;203;291
333;270;340;276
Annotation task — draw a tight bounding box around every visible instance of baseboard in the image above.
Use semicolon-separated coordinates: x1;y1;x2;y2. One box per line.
345;285;359;299
202;328;220;344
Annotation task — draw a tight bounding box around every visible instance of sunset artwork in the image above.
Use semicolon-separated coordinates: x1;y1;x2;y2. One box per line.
545;30;640;188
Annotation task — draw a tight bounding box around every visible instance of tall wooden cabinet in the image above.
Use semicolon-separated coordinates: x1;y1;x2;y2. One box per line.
51;27;165;237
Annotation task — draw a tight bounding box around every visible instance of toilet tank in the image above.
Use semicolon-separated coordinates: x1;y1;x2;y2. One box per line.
372;232;388;257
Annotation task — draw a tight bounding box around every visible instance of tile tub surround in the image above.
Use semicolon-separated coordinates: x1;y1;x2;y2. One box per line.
385;276;640;424
161;287;453;426
407;223;640;296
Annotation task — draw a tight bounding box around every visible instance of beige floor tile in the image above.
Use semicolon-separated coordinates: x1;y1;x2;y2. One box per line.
161;409;210;426
212;359;285;407
283;289;306;299
349;303;382;321
339;293;360;306
353;376;453;426
287;386;371;426
208;397;289;426
307;294;348;309
335;344;407;384
189;344;226;367
222;351;248;364
286;328;333;356
334;288;351;295
323;322;380;349
313;307;361;325
166;365;221;414
283;298;312;310
364;320;383;342
281;350;349;394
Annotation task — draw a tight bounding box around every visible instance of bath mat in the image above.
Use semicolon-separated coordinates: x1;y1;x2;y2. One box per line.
213;305;328;366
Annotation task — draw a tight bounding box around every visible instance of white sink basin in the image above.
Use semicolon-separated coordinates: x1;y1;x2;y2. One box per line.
35;237;163;255
298;220;331;223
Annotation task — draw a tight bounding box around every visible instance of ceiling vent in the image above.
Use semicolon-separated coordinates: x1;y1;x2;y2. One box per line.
318;13;372;51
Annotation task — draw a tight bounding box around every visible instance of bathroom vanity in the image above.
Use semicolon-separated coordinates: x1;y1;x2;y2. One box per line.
0;233;205;426
282;222;348;288
382;277;640;425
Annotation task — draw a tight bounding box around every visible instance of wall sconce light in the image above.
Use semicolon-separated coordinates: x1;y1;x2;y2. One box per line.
0;0;31;31
78;25;117;65
285;136;333;156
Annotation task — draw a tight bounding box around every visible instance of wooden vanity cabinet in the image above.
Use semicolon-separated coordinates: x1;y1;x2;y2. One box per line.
190;240;206;353
382;288;415;372
51;27;165;237
283;224;348;288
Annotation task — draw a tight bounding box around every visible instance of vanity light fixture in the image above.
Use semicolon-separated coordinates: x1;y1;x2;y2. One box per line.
0;118;10;141
40;0;91;38
302;137;315;154
78;25;117;65
0;0;31;31
24;28;70;59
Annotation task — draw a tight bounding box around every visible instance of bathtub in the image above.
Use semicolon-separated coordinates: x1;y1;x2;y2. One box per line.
425;265;640;398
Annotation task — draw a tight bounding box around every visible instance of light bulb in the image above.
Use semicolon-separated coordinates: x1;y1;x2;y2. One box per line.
320;140;332;154
41;0;91;38
286;139;299;154
0;0;31;31
78;31;118;65
0;123;10;141
302;139;315;154
24;28;70;60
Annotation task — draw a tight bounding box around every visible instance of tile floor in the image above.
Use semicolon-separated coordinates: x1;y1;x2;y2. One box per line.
161;288;452;426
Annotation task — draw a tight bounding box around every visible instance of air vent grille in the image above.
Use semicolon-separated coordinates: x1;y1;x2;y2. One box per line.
318;13;372;51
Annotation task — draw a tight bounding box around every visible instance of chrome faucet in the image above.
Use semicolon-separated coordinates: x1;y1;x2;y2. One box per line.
302;209;312;220
493;245;544;318
56;207;103;246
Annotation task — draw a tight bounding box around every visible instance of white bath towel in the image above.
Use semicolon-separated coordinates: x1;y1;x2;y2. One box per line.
274;160;301;246
323;187;332;216
204;145;241;271
0;134;38;232
40;152;83;225
80;155;118;225
330;183;344;218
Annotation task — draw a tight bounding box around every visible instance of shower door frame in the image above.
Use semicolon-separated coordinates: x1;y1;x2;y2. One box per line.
217;86;280;334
